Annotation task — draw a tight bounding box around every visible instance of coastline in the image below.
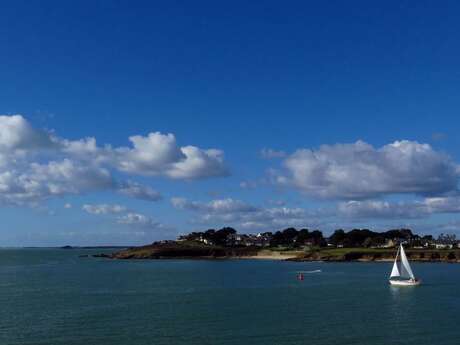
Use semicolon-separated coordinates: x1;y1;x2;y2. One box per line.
288;247;460;263
95;242;460;263
238;252;302;260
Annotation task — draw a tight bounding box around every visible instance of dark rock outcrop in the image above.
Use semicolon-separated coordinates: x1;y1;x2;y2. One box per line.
100;242;260;260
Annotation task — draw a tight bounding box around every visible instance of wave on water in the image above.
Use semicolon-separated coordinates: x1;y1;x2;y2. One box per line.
297;269;322;274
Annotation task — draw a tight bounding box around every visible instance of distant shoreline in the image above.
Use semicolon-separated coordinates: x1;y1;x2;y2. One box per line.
0;246;129;249
94;241;460;263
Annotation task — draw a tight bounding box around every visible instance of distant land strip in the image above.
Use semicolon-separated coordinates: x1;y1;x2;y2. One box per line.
89;227;460;262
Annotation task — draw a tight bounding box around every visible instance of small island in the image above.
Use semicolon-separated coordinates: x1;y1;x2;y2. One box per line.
98;227;460;263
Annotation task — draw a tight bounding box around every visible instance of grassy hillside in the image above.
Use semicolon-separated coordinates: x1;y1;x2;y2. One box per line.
293;247;460;262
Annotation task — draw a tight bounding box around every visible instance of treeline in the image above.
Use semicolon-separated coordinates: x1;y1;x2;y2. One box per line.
181;227;239;246
328;228;425;247
270;228;325;247
179;227;432;248
269;227;424;247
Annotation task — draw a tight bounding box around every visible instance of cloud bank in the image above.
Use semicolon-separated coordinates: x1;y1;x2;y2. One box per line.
339;196;460;220
83;203;161;229
171;197;325;230
172;194;460;232
0;115;228;206
82;204;127;215
274;140;459;199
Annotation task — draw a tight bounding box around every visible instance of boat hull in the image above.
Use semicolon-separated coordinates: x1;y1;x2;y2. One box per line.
389;279;421;286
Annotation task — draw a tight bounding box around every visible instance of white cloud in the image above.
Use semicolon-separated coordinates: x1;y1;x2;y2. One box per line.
166;146;228;179
338;200;426;219
64;203;72;209
275;140;459;199
173;194;460;230
171;197;258;213
60;137;99;155
114;134;228;179
172;197;322;231
115;132;185;175
82;203;163;230
117;181;162;201
0;115;229;206
0;159;114;206
59;132;228;181
117;212;160;228
337;196;460;220
82;204;128;215
205;206;321;230
30;159;114;193
423;196;460;213
0;114;55;151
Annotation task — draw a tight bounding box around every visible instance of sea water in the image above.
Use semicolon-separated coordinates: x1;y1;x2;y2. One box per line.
1;248;459;345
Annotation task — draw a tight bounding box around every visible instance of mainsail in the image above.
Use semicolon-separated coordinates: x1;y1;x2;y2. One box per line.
399;245;415;279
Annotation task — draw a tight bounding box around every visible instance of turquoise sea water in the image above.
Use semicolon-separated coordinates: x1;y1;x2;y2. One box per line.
1;248;459;345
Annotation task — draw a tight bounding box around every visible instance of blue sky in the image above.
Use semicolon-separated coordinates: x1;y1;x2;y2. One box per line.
1;1;460;246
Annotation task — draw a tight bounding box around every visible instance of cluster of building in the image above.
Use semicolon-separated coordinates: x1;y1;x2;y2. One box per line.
335;236;460;249
226;233;272;247
427;233;459;249
357;238;459;250
177;231;273;247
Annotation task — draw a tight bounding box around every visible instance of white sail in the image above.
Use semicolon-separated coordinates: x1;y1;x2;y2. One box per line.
390;261;400;278
389;246;400;278
399;245;415;280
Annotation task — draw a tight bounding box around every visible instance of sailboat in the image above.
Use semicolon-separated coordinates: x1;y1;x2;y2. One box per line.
389;244;421;286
